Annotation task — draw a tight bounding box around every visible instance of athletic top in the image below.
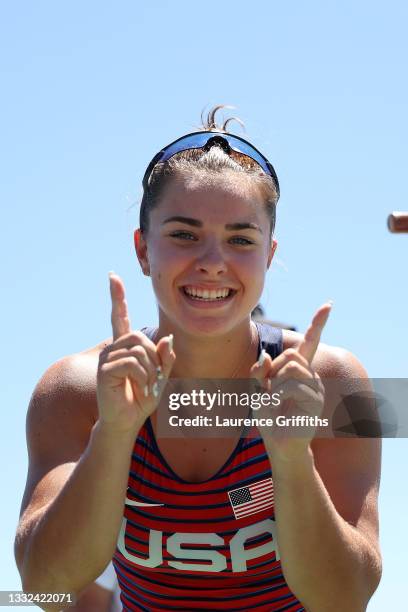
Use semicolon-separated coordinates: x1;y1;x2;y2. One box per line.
112;323;305;611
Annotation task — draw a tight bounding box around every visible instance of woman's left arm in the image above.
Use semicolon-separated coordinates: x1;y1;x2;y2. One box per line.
262;347;382;612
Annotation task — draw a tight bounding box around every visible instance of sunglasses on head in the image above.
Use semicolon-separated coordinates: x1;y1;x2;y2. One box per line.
142;131;280;197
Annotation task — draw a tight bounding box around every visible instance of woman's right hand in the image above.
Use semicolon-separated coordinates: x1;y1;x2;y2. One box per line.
96;272;175;434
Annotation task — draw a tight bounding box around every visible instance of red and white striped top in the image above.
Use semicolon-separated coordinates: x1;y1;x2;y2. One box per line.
112;324;305;611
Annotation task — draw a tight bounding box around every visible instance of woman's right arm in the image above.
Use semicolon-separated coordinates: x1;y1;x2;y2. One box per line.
15;274;174;609
14;355;143;604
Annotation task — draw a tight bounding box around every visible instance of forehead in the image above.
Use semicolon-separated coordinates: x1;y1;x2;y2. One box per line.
154;173;268;225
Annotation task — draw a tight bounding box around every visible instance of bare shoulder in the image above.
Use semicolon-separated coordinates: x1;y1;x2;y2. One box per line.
282;329;368;378
29;338;111;429
19;339;111;516
283;328;375;428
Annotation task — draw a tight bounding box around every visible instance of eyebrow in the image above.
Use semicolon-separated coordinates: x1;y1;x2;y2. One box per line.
162;216;262;233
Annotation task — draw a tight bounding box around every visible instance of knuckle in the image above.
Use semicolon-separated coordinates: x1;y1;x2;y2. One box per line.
132;330;145;343
285;361;300;376
312;371;324;388
298;353;309;367
132;345;146;359
127;357;148;379
285;348;298;359
124;356;138;367
122;331;144;345
98;362;111;377
99;344;113;361
104;350;120;363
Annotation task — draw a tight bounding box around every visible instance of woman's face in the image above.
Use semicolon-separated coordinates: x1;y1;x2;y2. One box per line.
135;173;277;336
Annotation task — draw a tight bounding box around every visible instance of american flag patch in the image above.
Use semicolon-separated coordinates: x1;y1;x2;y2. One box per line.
228;478;274;519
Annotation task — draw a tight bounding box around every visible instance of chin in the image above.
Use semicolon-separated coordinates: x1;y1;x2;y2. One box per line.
158;293;252;337
175;310;249;338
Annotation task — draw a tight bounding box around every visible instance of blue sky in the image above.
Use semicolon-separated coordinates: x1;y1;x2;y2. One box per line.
1;1;407;609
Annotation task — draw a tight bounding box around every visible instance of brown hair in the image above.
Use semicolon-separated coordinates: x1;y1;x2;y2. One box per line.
140;105;279;236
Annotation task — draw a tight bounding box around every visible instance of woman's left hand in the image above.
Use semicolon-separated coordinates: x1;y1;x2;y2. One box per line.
250;302;332;461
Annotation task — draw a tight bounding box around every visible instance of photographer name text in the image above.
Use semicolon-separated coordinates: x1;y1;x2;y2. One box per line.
168;414;329;427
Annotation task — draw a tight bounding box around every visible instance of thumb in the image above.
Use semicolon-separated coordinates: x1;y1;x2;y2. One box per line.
156;334;176;378
250;349;273;385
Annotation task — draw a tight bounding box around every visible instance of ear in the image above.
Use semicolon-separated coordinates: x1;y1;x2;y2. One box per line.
267;238;277;269
134;229;150;276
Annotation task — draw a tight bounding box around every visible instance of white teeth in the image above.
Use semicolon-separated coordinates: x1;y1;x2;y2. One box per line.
184;287;231;300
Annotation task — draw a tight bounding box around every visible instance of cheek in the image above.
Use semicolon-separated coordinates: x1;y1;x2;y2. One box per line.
237;250;269;295
147;237;170;268
234;248;269;275
149;245;187;274
147;241;189;293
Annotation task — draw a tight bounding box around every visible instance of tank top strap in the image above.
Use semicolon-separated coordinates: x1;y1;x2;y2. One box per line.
140;326;157;340
253;321;283;360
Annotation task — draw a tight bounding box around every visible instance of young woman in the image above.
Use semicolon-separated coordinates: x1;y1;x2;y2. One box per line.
15;107;382;611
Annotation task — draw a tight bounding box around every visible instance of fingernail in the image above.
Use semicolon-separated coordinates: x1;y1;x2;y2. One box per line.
144;385;149;397
168;334;174;352
258;349;266;366
156;365;164;380
152;381;159;398
327;300;334;307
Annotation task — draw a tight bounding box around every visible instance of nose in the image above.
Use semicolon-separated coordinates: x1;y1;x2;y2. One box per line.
195;242;227;276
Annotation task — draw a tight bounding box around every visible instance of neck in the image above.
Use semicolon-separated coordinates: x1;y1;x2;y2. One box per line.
156;316;259;379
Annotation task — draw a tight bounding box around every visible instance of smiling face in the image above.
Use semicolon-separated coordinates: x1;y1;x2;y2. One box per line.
135;171;277;337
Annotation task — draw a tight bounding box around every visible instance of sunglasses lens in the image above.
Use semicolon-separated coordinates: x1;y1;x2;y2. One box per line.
159;133;212;163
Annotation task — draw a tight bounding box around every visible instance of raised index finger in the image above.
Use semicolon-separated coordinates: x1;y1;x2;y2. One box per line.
109;272;131;341
297;302;333;364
